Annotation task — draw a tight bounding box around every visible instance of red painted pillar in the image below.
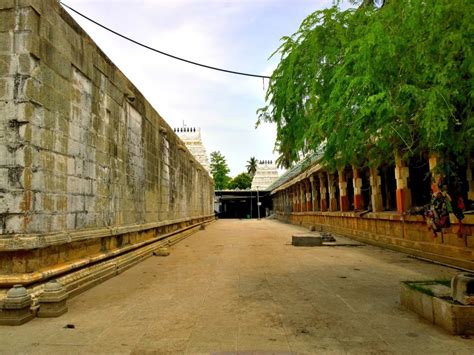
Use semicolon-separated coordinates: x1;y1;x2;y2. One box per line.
395;154;411;213
352;166;364;210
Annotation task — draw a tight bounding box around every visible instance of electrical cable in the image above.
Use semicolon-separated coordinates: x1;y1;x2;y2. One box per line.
60;2;272;79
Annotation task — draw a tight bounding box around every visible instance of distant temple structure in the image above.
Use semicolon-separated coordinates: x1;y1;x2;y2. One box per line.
251;160;279;190
174;127;211;173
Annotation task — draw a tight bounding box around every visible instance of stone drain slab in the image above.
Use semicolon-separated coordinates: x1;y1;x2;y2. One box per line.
292;232;363;247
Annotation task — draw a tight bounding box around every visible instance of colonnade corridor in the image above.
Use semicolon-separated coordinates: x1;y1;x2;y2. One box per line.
1;219;471;354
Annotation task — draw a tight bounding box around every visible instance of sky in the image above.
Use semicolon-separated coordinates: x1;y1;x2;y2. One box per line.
63;0;341;176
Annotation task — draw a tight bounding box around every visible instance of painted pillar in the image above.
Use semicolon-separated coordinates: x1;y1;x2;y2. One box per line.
328;173;338;211
369;167;383;212
352;166;364;210
338;169;349;212
304;180;311;211
395;154;411;213
319;172;328;212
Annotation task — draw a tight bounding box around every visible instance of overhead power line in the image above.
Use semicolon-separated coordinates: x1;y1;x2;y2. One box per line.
60;2;272;79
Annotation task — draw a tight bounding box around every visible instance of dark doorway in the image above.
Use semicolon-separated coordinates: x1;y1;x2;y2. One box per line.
215;190;272;219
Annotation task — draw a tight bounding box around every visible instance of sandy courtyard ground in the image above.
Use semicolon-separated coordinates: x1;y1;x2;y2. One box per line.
0;219;472;354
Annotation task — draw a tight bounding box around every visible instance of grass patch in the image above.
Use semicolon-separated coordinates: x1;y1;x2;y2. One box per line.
403;280;451;297
434;279;451;287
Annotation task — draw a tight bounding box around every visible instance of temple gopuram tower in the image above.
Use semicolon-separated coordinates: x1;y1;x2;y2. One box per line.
251;160;279;190
174;127;211;174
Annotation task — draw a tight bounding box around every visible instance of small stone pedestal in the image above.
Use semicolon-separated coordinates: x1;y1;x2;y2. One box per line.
292;234;323;247
38;280;68;318
0;285;34;325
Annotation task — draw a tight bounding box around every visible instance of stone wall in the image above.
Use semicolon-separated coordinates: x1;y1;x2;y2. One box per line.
0;0;214;289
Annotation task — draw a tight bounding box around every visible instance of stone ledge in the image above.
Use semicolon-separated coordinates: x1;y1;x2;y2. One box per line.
278;214;474;270
0;219;209;324
287;211;474;224
0;217;214;287
0;214;215;251
322;224;473;271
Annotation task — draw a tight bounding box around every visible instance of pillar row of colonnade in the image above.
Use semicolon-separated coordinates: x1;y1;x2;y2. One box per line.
273;156;474;215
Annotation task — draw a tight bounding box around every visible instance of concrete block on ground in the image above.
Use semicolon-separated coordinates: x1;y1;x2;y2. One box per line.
292;233;323;247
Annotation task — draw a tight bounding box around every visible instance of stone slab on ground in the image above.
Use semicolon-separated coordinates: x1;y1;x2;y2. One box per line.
0;220;472;353
292;233;323;246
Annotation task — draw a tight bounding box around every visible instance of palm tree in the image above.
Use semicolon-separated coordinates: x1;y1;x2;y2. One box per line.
246;157;258;178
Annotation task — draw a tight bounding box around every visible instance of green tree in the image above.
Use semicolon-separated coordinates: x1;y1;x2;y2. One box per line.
210;151;231;190
228;173;252;190
259;0;473;170
246;157;258;177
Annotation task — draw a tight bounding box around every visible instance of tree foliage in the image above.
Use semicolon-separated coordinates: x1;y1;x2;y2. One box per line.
259;0;473;170
229;172;252;190
246;157;258;177
210;151;231;190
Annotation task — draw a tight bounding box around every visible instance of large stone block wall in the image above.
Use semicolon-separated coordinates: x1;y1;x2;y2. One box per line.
0;0;214;284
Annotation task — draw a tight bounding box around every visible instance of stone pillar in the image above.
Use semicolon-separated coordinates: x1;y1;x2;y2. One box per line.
305;180;312;212
299;183;306;212
352;166;364;210
429;153;442;188
0;285;34;325
328;173;338;211
338;169;349;212
395;154;411;213
310;175;319;211
319;173;328;211
369;167;383;212
292;186;298;212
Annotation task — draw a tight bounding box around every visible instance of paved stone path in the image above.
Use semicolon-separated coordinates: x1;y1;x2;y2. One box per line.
1;219;473;354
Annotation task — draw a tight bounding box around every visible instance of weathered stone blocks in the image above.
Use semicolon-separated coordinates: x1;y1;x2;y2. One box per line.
0;285;34;325
0;0;214;320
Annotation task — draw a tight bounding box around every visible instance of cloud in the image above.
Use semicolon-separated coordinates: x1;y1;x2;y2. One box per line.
63;0;337;176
